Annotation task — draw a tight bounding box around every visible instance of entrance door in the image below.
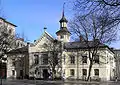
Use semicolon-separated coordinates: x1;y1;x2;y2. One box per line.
43;69;49;79
20;70;23;79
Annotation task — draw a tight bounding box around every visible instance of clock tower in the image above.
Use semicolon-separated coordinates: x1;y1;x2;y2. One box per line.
56;8;70;42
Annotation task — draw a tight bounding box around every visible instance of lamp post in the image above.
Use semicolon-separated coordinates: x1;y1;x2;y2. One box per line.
0;56;7;85
0;59;2;85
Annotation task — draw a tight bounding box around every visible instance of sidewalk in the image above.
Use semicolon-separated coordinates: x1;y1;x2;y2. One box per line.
3;79;118;84
43;80;100;84
33;79;116;84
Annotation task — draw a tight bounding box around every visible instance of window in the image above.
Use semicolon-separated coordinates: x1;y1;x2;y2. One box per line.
70;69;74;76
12;62;15;66
17;42;19;47
93;55;99;63
42;54;48;65
35;69;37;74
21;44;23;47
63;54;65;64
12;70;15;76
34;54;39;64
12;59;15;66
20;70;23;76
60;35;64;39
9;29;12;34
94;69;99;76
82;56;87;63
35;67;38;74
82;69;87;76
38;72;40;75
70;56;75;64
64;69;65;75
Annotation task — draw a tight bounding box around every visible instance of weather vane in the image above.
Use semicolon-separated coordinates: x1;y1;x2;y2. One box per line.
44;27;47;32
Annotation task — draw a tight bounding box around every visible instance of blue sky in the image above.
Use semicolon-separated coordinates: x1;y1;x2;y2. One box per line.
1;0;72;41
1;0;120;49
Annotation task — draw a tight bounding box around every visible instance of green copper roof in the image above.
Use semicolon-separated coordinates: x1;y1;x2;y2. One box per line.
59;16;68;23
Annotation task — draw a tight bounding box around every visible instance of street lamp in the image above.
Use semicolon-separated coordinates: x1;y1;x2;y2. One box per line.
0;56;7;85
0;59;2;85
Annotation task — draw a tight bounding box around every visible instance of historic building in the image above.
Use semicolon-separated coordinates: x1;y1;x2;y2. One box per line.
28;11;116;81
7;39;28;79
0;17;17;79
114;49;120;80
0;17;29;79
0;9;116;81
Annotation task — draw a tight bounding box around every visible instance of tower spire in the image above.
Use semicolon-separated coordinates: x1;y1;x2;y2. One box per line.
59;2;68;23
56;3;71;42
62;2;65;17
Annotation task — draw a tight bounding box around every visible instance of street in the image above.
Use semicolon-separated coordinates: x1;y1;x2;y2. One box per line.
1;79;120;85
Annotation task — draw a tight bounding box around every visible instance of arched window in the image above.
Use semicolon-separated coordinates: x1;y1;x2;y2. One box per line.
70;55;75;64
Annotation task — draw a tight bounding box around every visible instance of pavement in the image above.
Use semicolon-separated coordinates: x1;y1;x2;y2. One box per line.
1;79;120;85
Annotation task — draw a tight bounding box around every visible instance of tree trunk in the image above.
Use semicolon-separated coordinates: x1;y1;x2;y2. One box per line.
51;68;56;80
87;61;93;81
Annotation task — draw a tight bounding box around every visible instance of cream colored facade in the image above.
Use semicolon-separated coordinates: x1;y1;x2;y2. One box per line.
28;31;115;81
0;17;18;79
114;49;120;80
28;13;116;81
29;31;55;79
62;48;115;81
0;11;115;81
7;39;28;79
4;12;116;81
0;17;29;79
0;17;16;35
7;53;29;79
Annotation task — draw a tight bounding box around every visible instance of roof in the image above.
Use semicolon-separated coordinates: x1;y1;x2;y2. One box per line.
56;27;71;35
64;41;114;53
113;49;120;55
0;17;17;27
34;31;55;45
114;49;120;51
7;46;28;54
59;16;68;23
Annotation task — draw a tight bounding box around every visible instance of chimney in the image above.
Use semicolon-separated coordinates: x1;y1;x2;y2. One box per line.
110;47;114;50
16;38;24;41
79;35;84;42
94;39;100;44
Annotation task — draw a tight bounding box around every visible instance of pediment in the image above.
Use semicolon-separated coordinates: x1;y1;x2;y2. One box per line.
33;31;54;48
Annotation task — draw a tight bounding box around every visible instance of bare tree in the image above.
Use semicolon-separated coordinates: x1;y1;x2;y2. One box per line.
69;10;119;80
42;39;62;80
98;0;120;6
72;0;120;21
68;0;120;81
0;22;17;59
